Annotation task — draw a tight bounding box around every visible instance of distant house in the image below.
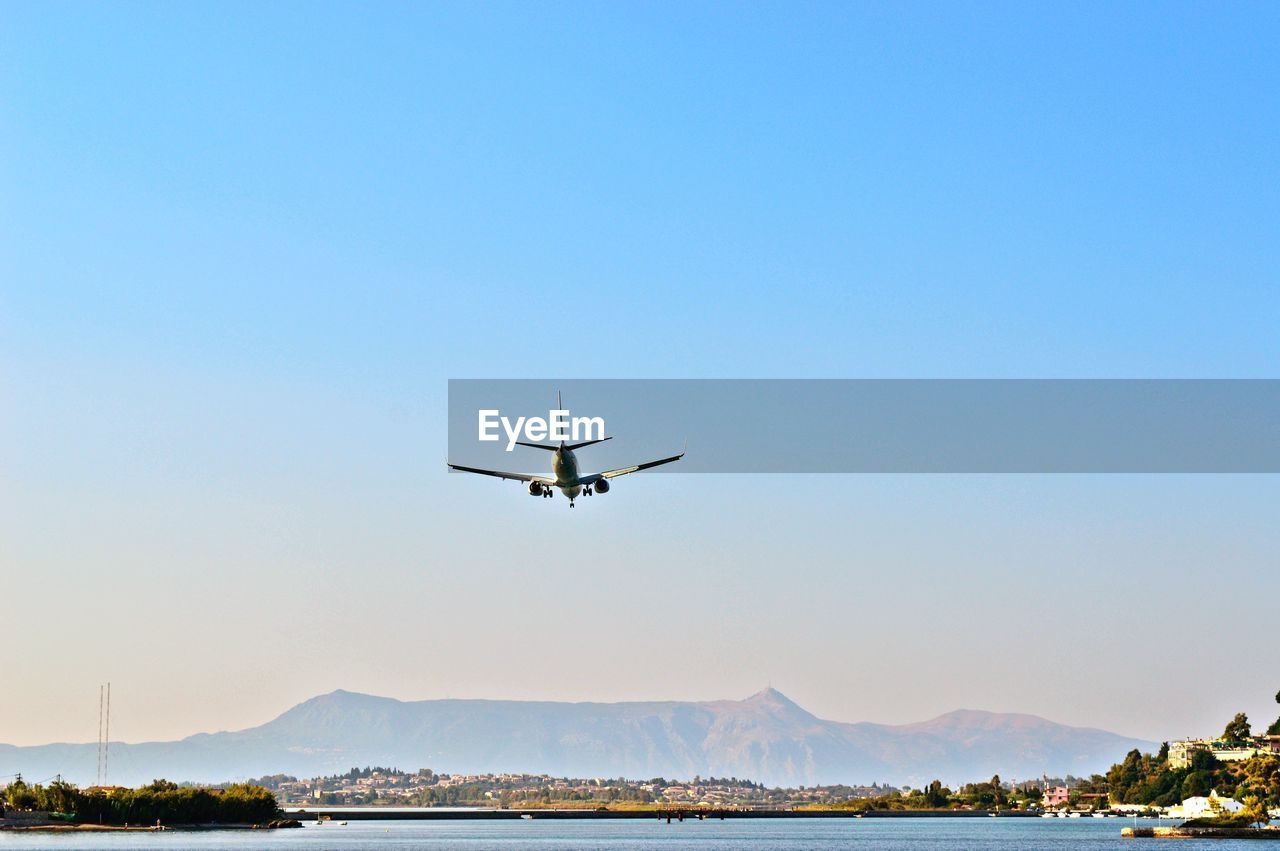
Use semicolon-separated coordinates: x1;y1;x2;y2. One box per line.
1166;790;1243;820
1043;786;1070;808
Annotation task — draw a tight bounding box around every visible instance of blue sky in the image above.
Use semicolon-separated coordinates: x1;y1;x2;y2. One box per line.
2;2;1278;752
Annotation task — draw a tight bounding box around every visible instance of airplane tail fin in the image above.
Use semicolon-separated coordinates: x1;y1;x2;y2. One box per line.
514;391;608;451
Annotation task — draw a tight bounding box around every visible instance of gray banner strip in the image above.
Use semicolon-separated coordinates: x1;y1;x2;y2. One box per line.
448;380;1280;473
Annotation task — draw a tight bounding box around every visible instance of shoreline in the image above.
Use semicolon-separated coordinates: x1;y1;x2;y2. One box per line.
0;820;300;833
1123;826;1280;840
284;807;1076;821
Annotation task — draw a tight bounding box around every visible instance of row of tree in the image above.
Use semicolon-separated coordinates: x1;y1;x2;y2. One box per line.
2;778;278;825
831;775;1034;811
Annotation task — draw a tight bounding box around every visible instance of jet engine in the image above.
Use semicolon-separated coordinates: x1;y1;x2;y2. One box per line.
527;482;545;496
593;478;610;494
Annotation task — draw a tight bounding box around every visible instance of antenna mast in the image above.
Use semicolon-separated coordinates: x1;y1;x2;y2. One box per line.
96;685;104;786
103;682;111;786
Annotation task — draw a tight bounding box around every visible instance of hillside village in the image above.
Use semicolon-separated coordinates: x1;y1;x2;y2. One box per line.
259;768;896;808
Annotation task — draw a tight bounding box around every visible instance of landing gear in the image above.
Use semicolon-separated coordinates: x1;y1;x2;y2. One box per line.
570;500;575;508
584;486;593;496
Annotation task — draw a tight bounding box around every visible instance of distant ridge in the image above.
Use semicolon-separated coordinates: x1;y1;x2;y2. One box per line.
0;688;1154;788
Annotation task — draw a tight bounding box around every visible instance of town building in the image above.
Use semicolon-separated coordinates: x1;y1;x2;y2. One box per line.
1165;790;1243;820
1042;786;1070;808
1167;736;1280;769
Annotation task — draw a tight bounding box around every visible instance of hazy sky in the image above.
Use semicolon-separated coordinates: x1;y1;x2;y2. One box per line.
2;2;1278;750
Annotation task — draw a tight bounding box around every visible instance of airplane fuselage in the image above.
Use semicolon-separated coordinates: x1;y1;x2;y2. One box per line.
552;446;582;499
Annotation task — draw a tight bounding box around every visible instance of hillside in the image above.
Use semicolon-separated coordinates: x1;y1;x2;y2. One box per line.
0;688;1154;788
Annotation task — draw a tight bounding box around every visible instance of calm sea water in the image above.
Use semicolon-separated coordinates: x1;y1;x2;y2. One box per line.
0;818;1255;850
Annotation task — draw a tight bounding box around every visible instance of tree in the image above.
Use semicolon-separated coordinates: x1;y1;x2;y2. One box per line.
42;779;79;814
5;777;38;810
1181;772;1209;799
1241;794;1270;826
922;779;948;808
1188;748;1219;772
1108;749;1145;801
1223;712;1252;742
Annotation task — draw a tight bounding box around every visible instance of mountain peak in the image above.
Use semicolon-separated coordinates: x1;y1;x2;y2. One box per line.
268;689;399;723
746;686;790;702
742;687;814;718
308;688;388;704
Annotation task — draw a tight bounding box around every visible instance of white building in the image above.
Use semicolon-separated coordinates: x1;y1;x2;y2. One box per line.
1166;790;1243;820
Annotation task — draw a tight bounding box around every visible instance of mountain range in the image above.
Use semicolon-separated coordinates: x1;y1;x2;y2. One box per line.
0;688;1154;788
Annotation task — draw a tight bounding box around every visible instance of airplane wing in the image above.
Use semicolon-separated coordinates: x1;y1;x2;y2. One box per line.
578;451;685;485
447;462;555;485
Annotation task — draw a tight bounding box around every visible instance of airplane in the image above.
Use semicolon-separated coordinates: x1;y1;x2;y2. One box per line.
447;394;683;508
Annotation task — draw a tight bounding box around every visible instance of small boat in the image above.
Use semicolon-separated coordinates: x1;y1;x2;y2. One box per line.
521;814;534;820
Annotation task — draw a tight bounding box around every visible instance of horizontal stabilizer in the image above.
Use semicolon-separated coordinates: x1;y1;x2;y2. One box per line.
565;436;612;451
515;436;613;452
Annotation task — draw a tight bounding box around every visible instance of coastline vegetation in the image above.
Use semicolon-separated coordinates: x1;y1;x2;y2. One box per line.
803;776;1042;812
2;778;278;826
1084;690;1280;820
1088;742;1278;811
